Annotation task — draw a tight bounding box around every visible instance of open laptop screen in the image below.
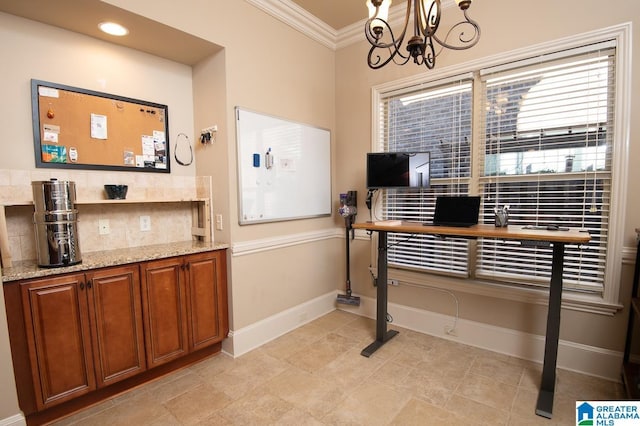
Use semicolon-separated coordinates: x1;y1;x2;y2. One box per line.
432;196;481;227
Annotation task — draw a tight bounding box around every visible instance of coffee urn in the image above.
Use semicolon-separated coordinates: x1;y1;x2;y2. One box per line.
32;179;82;267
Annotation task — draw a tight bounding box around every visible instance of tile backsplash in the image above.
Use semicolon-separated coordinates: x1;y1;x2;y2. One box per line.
1;169;212;263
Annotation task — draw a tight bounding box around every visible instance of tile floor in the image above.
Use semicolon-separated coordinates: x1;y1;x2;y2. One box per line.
53;310;625;425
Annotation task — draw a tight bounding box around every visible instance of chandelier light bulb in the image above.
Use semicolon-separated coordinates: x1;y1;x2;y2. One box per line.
366;0;392;33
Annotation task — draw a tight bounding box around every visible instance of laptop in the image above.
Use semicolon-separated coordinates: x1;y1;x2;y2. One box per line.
431;196;481;227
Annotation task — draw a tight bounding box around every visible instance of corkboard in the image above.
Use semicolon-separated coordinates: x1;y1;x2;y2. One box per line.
31;79;170;173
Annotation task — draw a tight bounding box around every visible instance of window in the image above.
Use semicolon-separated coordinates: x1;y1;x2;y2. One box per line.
377;76;474;277
372;26;630;309
477;46;614;293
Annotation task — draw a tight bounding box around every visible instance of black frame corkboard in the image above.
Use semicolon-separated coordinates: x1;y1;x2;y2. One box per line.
31;79;170;173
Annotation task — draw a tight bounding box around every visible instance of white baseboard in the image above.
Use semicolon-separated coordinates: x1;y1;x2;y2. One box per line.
339;294;623;382
225;291;622;382
0;414;26;426
222;290;338;357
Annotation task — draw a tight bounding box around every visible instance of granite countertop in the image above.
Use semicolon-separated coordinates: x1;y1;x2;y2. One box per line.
2;240;229;282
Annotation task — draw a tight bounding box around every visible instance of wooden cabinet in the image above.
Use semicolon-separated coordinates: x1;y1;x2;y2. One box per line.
85;266;146;387
141;251;228;368
186;250;228;350
19;265;145;410
20;273;95;409
140;256;188;367
4;248;227;420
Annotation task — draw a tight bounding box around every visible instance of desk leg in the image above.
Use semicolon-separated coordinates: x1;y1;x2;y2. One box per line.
361;231;399;357
536;242;564;419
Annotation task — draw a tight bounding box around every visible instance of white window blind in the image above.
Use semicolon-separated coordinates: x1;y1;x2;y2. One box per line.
374;42;617;293
477;44;616;293
377;77;474;276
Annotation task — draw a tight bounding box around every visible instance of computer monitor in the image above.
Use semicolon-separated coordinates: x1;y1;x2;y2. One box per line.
366;152;430;189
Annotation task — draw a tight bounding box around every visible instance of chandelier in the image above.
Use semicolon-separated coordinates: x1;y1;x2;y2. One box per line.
365;0;481;69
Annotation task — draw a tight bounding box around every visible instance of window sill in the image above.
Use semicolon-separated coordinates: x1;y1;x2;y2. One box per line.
385;267;623;316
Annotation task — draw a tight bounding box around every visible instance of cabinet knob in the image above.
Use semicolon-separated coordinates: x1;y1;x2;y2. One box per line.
87;279;93;289
80;282;85;290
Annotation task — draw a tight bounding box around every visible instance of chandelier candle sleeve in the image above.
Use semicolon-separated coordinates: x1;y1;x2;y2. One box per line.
365;0;480;69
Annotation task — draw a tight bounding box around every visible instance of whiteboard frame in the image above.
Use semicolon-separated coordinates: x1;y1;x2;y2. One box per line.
235;107;332;225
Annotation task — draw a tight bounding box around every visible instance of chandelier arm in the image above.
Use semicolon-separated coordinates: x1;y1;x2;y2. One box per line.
365;18;407;51
430;9;481;51
368;45;412;69
366;18;411;68
422;36;437;69
365;1;414;69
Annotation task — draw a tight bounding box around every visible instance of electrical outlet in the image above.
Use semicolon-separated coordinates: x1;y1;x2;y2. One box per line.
215;214;223;230
139;215;151;232
98;219;110;235
388;279;399;286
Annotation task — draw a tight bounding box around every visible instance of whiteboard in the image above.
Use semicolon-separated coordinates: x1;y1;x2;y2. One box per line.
235;107;331;225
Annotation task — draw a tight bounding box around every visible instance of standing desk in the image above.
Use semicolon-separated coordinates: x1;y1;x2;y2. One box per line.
351;221;590;419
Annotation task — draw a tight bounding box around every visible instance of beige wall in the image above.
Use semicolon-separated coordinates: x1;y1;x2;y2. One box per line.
1;0;639;421
107;0;341;330
0;12;195;177
0;1;340;420
0;13;202;419
191;48;341;329
335;0;640;353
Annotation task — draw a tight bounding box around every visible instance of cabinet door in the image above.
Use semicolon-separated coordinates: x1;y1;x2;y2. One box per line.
185;251;228;351
86;265;146;387
20;274;96;409
140;257;188;368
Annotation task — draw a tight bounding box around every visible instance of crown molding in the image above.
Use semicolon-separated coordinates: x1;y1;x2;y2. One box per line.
335;3;418;49
245;0;338;50
246;0;457;51
336;20;364;50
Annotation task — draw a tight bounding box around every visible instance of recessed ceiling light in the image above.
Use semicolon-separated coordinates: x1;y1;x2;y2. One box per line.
98;22;129;36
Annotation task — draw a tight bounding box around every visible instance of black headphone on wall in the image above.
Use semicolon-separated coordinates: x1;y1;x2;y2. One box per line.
174;132;193;166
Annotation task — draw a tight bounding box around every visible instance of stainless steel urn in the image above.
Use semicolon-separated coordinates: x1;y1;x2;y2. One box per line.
32;179;82;267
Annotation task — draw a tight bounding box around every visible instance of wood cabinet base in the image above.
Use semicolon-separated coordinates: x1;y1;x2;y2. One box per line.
3;250;229;425
25;343;222;426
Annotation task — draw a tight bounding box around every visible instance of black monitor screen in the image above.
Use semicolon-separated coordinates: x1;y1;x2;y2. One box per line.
366;152;430;189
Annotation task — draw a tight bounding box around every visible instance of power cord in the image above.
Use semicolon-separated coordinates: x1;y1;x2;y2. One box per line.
398;280;459;335
368;275;460;335
364;187;459;334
